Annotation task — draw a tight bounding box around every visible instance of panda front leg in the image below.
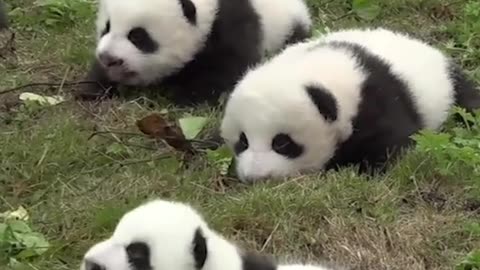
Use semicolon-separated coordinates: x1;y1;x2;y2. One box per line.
74;58;119;101
167;65;244;107
358;133;417;176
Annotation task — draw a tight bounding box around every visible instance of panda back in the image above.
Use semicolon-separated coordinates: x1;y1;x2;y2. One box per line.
249;0;311;54
323;28;455;130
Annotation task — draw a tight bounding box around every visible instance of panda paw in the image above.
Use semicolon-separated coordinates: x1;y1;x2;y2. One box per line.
73;81;118;101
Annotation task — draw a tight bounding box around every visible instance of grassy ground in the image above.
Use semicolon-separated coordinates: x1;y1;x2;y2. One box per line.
1;0;480;269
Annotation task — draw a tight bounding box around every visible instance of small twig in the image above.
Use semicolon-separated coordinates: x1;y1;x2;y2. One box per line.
88;130;146;141
119;154;172;167
334;11;354;21
57;67;70;95
92;133;160;151
190;182;226;194
0;81;99;96
260;223;280;252
92;86;115;106
89;129;222;151
445;0;465;8
272;175;307;189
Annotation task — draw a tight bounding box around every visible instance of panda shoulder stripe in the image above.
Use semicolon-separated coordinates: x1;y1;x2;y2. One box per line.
323;40;423;126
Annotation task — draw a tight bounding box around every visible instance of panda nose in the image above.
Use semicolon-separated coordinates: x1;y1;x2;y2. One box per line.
98;53;124;67
84;259;106;270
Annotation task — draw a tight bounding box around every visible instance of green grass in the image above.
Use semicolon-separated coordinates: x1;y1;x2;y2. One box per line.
1;0;480;269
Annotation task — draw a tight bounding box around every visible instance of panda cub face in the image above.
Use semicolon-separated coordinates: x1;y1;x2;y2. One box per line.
94;0;214;86
220;41;365;182
220;68;346;182
80;200;208;270
221;85;339;182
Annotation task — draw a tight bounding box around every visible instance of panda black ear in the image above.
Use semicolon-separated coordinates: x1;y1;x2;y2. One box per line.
192;227;207;269
179;0;197;25
305;84;338;122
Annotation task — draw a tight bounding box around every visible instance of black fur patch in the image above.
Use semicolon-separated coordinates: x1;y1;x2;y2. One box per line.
179;0;197;25
84;260;106;270
271;133;304;159
77;0;312;106
101;20;110;37
241;251;277;270
192;228;207;269
77;0;264;105
0;1;8;30
161;0;263;105
128;27;159;53
74;59;119;100
321;41;422;174
285;23;310;46
449;62;480;114
305;84;338;122
126;242;152;270
234;132;249;155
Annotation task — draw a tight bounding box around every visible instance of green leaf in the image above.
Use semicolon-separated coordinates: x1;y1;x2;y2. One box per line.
456;249;480;270
8;257;32;270
157;157;181;174
464;222;480;237
15;249;38;259
0;223;7;237
19;92;64;106
106;142;129;156
179;117;208;140
352;0;381;21
7;221;31;233
15;232;49;255
206;145;234;176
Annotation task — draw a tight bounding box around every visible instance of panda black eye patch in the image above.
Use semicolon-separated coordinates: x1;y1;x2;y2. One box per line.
101;20;110;37
84;260;105;270
271;133;303;158
127;27;159;54
234;132;249;155
126;242;152;270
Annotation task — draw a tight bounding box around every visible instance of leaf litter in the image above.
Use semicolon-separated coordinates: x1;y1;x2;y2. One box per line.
135;112;234;178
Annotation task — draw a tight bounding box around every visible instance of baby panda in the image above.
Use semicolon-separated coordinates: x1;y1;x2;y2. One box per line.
0;1;8;30
220;27;480;182
75;0;312;105
80;199;337;270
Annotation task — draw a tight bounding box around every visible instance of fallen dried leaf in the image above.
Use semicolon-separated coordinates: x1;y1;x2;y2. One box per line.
19;92;64;106
0;206;29;221
136;113;195;154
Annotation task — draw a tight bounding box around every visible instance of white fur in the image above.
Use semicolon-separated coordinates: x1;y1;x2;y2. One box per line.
220;27;456;182
318;28;455;129
94;0;311;86
81;199;244;270
249;0;311;54
95;0;218;85
81;199;342;270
